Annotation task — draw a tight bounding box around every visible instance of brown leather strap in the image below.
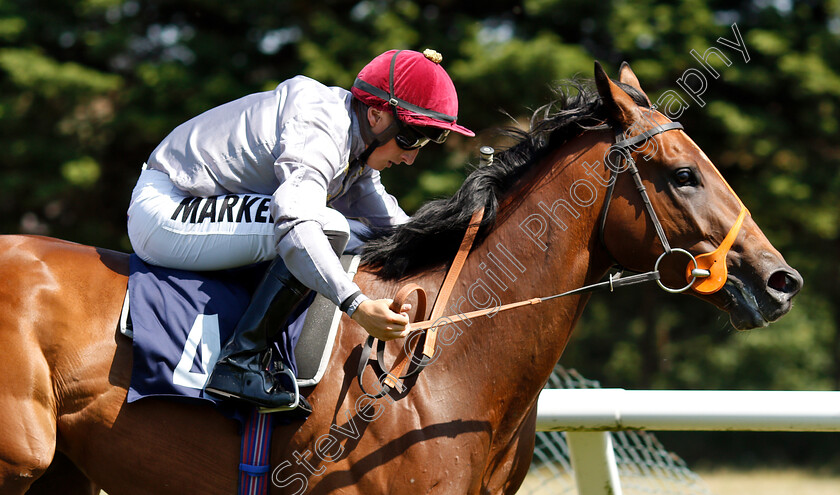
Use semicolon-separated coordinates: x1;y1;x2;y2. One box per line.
381;207;485;391
423;207;484;357
390;282;427;317
407;297;543;331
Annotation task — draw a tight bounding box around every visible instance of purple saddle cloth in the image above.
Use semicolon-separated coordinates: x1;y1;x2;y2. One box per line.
125;255;313;404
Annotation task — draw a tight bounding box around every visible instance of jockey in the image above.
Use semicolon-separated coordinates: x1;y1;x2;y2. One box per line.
126;49;474;413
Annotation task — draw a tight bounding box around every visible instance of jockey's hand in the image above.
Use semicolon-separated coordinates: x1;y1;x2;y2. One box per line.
351;298;412;341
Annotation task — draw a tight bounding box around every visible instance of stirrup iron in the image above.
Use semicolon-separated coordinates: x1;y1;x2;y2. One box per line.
258;356;300;413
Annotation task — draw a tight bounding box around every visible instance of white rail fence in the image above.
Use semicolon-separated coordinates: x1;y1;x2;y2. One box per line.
534;388;840;495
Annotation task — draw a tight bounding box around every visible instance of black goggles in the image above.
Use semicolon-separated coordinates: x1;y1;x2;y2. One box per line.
394;123;450;150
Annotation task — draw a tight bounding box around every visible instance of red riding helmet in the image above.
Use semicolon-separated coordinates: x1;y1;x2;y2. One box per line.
352;49;475;138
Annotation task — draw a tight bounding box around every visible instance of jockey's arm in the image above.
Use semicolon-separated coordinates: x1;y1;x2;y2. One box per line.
272;164;411;342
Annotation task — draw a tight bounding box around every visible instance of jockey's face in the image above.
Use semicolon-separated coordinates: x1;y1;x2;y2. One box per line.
365;108;420;171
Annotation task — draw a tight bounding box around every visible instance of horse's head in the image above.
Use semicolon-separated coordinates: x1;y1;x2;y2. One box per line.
595;62;802;330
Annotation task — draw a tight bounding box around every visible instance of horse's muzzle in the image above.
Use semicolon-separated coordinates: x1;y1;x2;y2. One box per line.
722;260;803;330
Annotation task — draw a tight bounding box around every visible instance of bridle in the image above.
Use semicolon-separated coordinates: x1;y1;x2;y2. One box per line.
600;119;749;294
356;117;750;397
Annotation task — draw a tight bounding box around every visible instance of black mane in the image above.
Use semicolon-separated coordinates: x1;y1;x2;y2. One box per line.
361;79;649;280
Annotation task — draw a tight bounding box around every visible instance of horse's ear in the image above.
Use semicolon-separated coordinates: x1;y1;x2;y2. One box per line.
618;61;652;106
594;61;639;128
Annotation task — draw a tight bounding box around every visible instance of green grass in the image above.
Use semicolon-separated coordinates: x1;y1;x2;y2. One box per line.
518;466;840;494
697;467;840;495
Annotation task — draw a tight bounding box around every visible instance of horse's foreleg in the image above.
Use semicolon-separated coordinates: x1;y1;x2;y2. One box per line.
482;404;538;495
0;342;57;493
25;452;98;495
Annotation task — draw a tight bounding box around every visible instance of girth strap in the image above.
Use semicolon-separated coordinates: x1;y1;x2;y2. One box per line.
238;408;275;495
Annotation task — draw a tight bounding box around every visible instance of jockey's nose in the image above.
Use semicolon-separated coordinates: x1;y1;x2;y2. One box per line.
401;148;420;165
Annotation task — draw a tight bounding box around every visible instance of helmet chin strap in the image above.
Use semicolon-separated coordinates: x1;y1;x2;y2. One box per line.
352;98;401;165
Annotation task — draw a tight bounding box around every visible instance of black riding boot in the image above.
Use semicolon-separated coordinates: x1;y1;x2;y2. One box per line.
204;257;312;412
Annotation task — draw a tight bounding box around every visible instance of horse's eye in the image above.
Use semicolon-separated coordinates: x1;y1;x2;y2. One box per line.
674;168;698;187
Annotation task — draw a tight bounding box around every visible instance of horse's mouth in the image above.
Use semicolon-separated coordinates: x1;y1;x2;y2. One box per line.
720;275;791;330
721;280;768;330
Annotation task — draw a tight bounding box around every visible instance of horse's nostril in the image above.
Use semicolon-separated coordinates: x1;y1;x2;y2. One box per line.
768;270;801;294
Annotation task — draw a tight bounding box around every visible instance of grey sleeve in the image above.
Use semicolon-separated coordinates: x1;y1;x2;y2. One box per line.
330;169;409;227
270;131;360;306
275;220;362;307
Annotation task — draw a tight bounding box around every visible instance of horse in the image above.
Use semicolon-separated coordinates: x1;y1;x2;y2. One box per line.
2;62;801;495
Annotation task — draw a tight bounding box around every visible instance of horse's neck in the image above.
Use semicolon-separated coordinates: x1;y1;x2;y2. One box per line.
445;144;614;445
420;132;614;413
456;189;607;388
352;132;613;429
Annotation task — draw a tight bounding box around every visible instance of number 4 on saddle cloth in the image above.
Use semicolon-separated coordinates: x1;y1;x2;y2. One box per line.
121;253;360;412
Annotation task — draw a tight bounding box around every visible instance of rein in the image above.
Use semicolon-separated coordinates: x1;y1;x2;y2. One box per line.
357;119;749;397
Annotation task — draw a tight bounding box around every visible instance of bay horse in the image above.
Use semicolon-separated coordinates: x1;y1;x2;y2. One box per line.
3;62;800;495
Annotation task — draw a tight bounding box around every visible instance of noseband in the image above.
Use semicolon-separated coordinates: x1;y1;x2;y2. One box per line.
600;120;749;294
